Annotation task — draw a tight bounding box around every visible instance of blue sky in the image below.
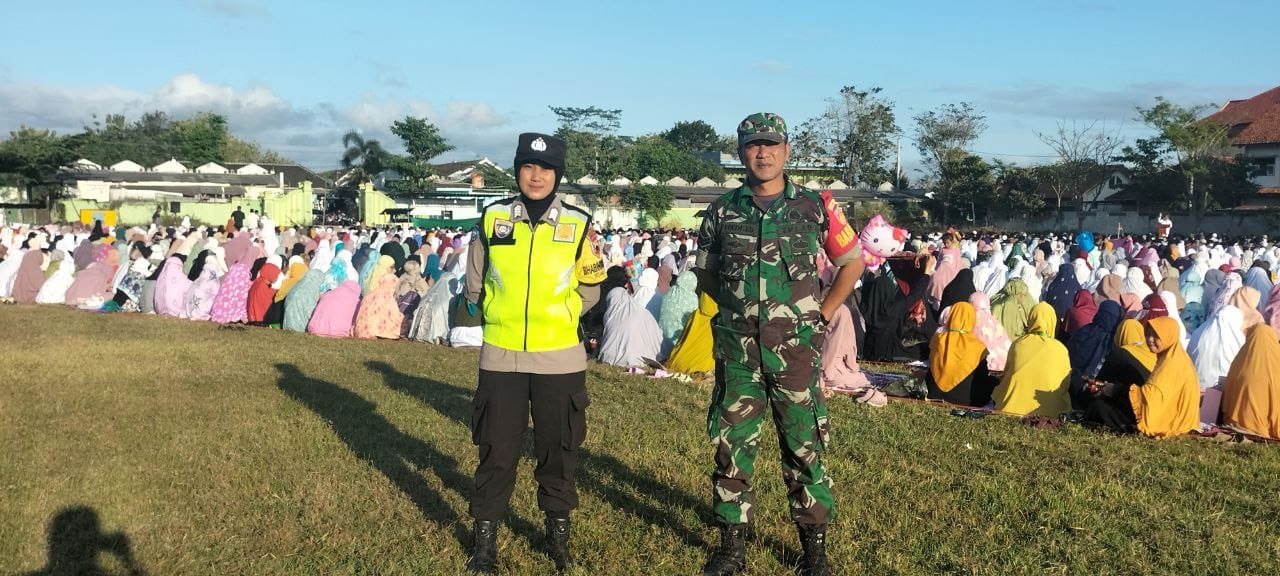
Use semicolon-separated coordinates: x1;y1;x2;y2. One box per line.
0;0;1274;178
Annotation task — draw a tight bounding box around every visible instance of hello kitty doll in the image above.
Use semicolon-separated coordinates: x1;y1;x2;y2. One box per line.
859;214;908;270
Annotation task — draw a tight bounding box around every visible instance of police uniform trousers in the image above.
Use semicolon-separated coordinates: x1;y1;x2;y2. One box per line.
469;369;589;521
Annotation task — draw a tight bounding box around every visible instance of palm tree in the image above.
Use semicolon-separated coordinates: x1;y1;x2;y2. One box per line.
340;130;387;184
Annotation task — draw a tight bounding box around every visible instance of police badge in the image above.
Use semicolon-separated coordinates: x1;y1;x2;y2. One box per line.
494;219;513;239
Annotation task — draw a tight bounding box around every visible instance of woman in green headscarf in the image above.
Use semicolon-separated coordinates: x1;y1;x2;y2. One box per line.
991;277;1037;340
658;272;699;358
1007;241;1027;266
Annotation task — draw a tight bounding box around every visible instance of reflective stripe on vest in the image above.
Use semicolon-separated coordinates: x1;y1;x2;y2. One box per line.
482;205;589;352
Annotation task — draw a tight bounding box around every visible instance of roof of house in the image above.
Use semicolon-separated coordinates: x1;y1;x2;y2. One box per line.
1205;86;1280;146
59;169;278;186
118;184;249;198
222;162;333;188
1035;164;1129;200
432;160;481;178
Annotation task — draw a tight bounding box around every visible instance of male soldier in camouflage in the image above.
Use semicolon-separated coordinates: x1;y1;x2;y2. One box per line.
695;113;864;576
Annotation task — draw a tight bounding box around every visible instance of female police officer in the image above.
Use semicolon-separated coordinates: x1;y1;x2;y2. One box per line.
463;132;606;574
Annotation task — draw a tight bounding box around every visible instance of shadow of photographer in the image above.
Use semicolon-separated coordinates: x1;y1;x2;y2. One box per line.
22;506;146;576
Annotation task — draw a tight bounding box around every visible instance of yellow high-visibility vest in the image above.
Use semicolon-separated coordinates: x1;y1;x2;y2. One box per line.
480;198;601;352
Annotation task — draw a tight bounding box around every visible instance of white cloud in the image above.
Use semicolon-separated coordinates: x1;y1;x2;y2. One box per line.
0;74;517;169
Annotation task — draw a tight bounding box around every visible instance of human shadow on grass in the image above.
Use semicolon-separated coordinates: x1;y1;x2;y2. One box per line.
273;363;540;553
365;360;784;557
22;505;146;576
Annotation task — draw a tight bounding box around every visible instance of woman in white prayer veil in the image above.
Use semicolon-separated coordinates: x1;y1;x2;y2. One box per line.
597;287;662;368
1112;262;1129;283
1188;304;1246;391
981;254;1009;296
1084;266;1108;291
1046;250;1064;273
1015;259;1043;302
1122;266;1153;300
36;250;76;304
446;237;470;277
1072;258;1091;285
632;267;663;320
408;270;461;344
971;258;997;298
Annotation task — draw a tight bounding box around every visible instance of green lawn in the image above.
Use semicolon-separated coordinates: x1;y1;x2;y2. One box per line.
2;304;1279;575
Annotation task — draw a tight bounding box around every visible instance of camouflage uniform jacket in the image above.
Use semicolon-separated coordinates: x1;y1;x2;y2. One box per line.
695;182;855;373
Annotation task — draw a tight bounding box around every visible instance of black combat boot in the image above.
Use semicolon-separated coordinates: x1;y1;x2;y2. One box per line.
464;520;498;574
544;515;573;572
702;523;747;576
796;523;834;576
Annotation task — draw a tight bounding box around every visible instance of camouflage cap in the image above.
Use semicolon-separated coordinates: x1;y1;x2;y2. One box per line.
737;112;787;147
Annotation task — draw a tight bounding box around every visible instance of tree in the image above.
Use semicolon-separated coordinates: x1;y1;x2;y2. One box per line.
661;120;721;155
549;105;624;181
0;127;75;202
1114;136;1257;214
61;110;281;167
716;135;739;158
991;160;1045;221
939;153;995;225
169;113;230;166
912;102;987;224
222;137;289;164
619;184;675;226
1036;121;1122;227
340;130;387;185
1133;97;1232;224
792;85;899;186
390;117;454;167
379;116;455;195
549;106;622;135
622;136;724;182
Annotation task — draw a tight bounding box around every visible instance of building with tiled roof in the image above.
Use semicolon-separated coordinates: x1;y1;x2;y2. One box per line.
1205;86;1280;193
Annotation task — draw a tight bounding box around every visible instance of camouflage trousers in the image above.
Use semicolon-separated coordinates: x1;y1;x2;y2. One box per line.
707;355;834;525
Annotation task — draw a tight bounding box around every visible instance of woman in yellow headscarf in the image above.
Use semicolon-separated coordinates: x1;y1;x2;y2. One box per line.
1229;286;1264;330
927;301;993;407
991;302;1071;416
665;292;717;375
1085;319;1159;432
1221;324;1280;439
1130;316;1200;439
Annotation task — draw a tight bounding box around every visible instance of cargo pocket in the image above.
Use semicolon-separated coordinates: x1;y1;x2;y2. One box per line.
564;390;590;450
470;388;491;446
706;378;725;442
809;380;830;451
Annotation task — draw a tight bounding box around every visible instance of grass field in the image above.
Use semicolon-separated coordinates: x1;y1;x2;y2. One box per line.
3;304;1280;575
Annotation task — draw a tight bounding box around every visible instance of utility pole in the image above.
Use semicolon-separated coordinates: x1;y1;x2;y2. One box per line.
894;136;902;191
